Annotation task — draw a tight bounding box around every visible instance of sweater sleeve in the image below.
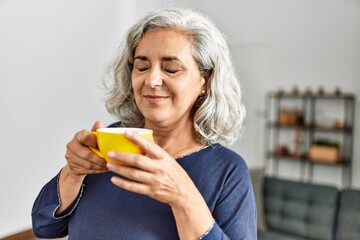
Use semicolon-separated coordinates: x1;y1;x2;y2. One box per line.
31;171;84;238
203;160;257;240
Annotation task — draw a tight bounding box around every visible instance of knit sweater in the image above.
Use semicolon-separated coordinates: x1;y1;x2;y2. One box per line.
32;143;257;239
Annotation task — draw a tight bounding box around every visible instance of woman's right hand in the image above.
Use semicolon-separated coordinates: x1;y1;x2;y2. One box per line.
65;120;108;177
56;121;108;215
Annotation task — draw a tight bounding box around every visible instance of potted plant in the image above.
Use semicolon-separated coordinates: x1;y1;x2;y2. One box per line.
308;138;340;163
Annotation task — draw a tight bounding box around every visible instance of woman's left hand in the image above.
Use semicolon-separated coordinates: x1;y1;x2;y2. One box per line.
106;130;215;239
106;130;196;207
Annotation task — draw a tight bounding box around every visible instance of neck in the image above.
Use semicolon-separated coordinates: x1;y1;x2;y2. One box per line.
144;121;204;159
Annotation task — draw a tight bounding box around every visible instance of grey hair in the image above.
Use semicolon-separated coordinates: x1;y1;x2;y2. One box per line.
104;7;246;145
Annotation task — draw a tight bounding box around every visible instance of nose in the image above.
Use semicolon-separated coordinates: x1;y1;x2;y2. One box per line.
144;66;163;88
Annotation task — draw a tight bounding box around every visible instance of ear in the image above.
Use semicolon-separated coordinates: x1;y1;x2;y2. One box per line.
203;69;212;82
199;77;206;95
200;69;211;93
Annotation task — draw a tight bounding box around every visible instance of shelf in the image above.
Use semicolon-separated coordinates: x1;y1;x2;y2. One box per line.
312;126;353;133
268;152;350;166
268;92;355;100
267;122;309;129
308;159;350;166
267;122;352;133
265;91;355;186
268;152;306;161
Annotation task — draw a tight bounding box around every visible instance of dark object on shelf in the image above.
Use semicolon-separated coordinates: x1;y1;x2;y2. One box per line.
273;144;289;155
334;86;342;96
317;86;325;95
276;88;284;96
332;119;347;129
279;108;303;126
304;86;313;95
292;85;300;95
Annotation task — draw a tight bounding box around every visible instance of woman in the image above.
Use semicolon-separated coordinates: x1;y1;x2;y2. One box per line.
32;7;256;239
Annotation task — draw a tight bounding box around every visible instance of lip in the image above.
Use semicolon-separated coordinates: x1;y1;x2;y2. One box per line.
143;94;169;103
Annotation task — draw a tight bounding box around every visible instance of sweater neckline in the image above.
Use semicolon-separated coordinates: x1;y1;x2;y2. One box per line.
175;144;215;160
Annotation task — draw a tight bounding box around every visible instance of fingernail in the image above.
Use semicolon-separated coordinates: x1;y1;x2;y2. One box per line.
125;130;133;136
108;151;116;158
107;162;116;171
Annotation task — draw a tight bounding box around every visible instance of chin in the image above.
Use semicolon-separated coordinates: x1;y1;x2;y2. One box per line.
143;113;169;123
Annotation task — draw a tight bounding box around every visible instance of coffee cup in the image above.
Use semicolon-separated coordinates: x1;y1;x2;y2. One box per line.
90;127;153;163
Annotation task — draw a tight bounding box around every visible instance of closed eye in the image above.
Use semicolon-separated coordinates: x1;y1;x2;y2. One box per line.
138;67;149;72
165;69;179;74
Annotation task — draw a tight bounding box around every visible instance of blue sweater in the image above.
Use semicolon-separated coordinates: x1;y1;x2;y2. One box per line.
32;143;257;239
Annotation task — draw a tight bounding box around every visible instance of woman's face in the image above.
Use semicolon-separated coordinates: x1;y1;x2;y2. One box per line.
132;29;206;128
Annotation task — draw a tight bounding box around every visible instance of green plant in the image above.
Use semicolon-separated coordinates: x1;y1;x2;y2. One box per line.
312;138;339;148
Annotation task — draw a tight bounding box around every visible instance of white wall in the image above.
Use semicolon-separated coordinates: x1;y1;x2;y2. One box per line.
1;0;359;236
0;0;156;236
199;0;360;188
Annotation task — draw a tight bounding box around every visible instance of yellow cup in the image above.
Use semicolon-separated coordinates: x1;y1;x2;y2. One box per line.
90;127;153;163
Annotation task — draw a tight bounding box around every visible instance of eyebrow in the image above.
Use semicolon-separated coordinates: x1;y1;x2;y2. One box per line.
134;56;148;61
134;55;181;62
161;56;181;62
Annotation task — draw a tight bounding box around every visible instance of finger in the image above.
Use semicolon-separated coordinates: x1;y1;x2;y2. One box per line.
76;149;107;169
107;162;153;183
66;148;107;171
66;151;108;175
75;120;103;148
107;151;156;172
91;120;103;131
69;161;108;175
124;130;163;159
67;138;107;169
76;130;98;148
110;175;150;195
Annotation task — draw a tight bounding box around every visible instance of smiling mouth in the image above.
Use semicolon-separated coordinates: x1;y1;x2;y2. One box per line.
143;95;169;103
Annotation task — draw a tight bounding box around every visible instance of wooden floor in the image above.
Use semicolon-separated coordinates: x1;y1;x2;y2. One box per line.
0;229;36;240
0;229;67;240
